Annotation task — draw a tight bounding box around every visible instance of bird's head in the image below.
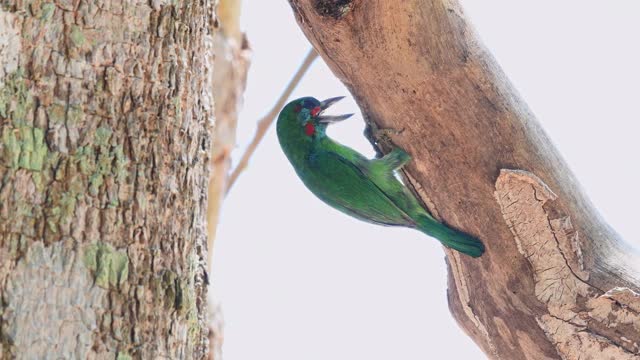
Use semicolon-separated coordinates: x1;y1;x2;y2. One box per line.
278;96;354;140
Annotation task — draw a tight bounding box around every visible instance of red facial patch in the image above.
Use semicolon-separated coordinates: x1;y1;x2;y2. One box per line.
304;122;315;136
310;106;321;117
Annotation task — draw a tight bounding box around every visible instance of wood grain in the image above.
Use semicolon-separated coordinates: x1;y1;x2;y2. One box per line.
288;1;640;358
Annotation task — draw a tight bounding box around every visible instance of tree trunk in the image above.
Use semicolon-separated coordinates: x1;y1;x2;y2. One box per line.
207;0;251;359
0;0;215;358
288;1;640;359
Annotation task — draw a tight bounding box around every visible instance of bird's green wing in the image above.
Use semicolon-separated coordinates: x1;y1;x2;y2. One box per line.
306;149;415;227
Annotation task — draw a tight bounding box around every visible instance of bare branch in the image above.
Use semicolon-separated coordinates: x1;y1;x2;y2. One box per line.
226;48;319;194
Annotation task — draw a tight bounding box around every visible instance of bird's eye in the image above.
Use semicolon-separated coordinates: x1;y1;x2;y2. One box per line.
310;106;321;117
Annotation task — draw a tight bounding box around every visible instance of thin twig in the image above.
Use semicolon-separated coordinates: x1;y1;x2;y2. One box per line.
225;48;319;194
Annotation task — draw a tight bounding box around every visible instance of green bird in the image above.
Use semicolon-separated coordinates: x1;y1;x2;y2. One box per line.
276;96;485;258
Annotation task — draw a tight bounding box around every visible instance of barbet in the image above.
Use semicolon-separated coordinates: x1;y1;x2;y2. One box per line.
276;96;485;257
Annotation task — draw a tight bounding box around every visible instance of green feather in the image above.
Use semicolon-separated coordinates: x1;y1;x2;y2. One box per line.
277;97;485;258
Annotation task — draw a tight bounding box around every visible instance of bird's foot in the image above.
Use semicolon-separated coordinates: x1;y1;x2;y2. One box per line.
372;127;405;154
374;127;405;141
364;123;405;158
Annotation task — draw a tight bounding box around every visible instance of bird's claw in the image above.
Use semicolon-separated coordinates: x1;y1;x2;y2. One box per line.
364;123;405;158
371;126;405;150
374;127;405;141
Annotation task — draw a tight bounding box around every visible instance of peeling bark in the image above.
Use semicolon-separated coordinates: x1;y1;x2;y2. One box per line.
287;1;640;358
496;170;640;359
0;0;215;358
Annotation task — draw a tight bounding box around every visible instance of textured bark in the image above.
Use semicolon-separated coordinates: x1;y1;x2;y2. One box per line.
0;0;215;358
288;1;640;359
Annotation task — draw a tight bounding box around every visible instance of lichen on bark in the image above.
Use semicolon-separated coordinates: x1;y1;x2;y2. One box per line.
0;0;216;358
2;241;108;359
83;241;129;289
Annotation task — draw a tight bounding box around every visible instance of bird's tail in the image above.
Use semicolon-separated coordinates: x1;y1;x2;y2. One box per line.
416;215;485;258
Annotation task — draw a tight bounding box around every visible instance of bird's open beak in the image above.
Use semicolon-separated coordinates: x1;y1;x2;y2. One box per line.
317;96;354;124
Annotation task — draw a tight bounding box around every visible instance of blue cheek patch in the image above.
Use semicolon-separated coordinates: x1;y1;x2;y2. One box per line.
297;108;311;123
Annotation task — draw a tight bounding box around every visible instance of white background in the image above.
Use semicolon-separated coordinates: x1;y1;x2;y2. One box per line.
212;2;640;359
